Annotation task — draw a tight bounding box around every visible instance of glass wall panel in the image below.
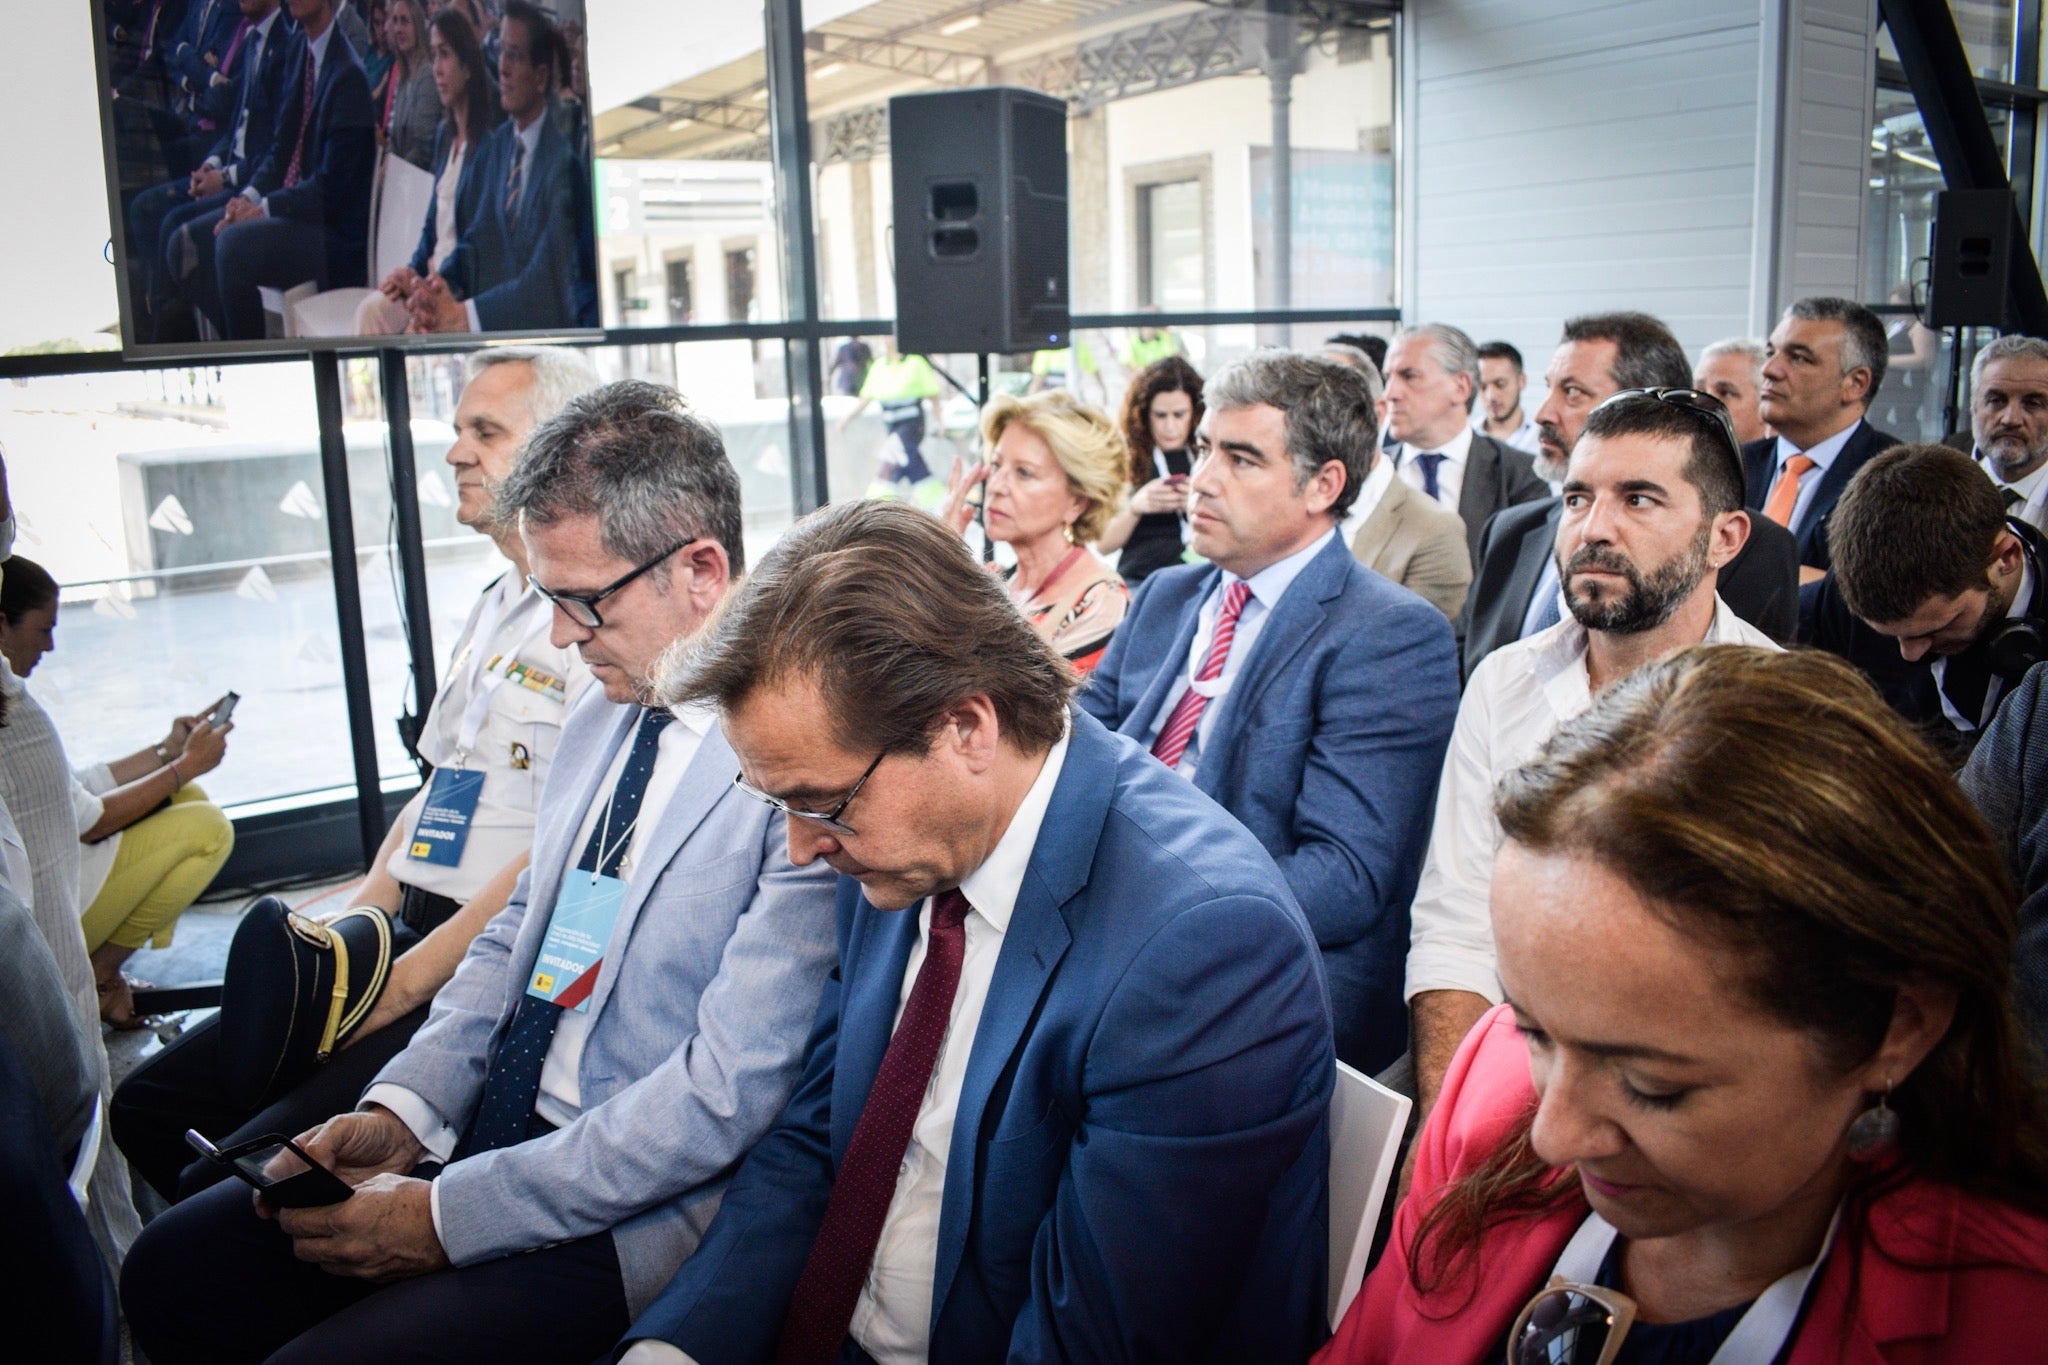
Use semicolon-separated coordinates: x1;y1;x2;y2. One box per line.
0;363;353;806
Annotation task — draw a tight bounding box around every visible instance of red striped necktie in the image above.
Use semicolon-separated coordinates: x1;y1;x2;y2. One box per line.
775;889;974;1365
282;51;315;188
1151;578;1252;771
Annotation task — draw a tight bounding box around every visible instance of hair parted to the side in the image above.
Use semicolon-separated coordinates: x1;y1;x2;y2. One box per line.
979;391;1130;542
1972;332;2048;391
1830;443;2008;625
1118;355;1206;485
1784;296;1891;404
1699;336;1767;383
659;500;1077;757
1560;312;1692;391
492;379;746;577
1410;646;2048;1299
1203;350;1377;520
462;345;599;432
1396;322;1482;413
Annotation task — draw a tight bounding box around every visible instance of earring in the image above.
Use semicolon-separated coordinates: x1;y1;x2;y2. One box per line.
1064;522;1077;545
1846;1080;1900;1160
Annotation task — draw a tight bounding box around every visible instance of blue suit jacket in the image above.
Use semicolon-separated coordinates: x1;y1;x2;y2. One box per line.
438;113;598;330
167;0;240;105
624;710;1334;1362
246;25;375;287
370;696;841;1314
1742;420;1902;574
1078;531;1459;1072
200;13;296;185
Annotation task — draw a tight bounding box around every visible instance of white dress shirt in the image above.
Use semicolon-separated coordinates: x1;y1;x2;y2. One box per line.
1473;409;1541;456
216;6;281;177
1336;456;1398;548
1404;596;1781;1004
1978;449;2048;531
1766;419;1863;536
1396;422;1475;510
1932;557;2036;732
617;728;1071;1365
366;701;716;1243
1140;529;1335;779
463;114;548;332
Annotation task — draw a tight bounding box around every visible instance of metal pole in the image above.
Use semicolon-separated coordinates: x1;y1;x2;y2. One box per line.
311;352;388;865
380;349;437;729
1265;0;1298;340
765;0;831;513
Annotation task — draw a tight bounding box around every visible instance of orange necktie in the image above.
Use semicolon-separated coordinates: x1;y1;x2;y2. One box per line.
1761;454;1816;527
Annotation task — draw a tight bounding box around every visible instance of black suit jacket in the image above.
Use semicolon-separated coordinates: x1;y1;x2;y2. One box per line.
1742;420;1902;574
1957;662;2048;1060
1460;498;1803;679
246;26;375;287
201;12;295;185
1390;434;1550;566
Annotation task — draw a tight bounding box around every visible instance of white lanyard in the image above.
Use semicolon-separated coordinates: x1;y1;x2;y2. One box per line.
444;582;541;764
1548;1206;1842;1365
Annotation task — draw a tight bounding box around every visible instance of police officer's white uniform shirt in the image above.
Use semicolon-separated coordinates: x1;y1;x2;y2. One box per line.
385;574;594;902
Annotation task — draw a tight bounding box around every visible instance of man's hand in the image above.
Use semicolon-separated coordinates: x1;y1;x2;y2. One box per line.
278;1173;449;1281
377;264;420;302
406;274;468;333
189;164;226;197
216;195;261;233
282;1108;426;1190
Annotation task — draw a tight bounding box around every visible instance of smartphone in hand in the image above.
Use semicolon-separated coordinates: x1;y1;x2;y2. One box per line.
208;691;241;729
185;1129;352;1207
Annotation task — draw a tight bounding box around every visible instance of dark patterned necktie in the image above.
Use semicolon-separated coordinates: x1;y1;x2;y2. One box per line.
504;135;527;231
281;50;315;188
1414;451;1446;502
455;708;674;1158
774;889;974;1365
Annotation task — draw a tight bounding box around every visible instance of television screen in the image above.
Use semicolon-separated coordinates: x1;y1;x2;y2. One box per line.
95;0;598;356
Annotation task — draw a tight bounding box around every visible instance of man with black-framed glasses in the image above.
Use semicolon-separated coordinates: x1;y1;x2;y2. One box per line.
1405;389;1782;1152
125;380;840;1365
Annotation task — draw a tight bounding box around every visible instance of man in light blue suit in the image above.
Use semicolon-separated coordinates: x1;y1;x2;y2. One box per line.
1079;350;1460;1074
619;500;1333;1365
121;382;839;1365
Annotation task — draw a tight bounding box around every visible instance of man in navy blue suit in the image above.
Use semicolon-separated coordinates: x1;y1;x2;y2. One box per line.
407;1;597;333
129;0;294;343
620;500;1332;1365
183;0;373;339
1744;296;1901;581
1078;350;1460;1073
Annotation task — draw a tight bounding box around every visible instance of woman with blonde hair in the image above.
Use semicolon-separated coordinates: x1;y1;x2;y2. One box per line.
941;391;1131;672
1320;645;2048;1363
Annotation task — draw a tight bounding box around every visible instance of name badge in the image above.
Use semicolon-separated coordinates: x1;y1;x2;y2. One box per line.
406;768;486;867
527;872;626;1013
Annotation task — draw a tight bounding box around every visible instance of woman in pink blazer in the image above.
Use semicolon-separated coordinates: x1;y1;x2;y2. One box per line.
1321;646;2048;1365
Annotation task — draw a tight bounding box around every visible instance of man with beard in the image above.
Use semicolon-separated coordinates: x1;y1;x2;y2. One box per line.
1461;312;1799;675
1808;443;2048;755
1404;389;1779;1130
1968;335;2048;531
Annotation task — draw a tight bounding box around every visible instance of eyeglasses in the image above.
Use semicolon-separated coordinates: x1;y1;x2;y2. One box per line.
528;539;694;629
731;749;886;836
1590;387;1745;488
1506;1278;1638;1365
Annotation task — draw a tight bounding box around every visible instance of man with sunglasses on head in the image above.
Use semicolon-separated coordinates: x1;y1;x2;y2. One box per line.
123;381;841;1365
1404;388;1781;1142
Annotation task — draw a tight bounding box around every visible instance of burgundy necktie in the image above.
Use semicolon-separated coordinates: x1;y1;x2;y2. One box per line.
1150;579;1251;771
775;889;974;1365
219;18;250;76
282;51;315;188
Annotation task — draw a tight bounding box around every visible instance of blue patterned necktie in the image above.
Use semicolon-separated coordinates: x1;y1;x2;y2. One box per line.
456;708;674;1157
1414;451;1446;502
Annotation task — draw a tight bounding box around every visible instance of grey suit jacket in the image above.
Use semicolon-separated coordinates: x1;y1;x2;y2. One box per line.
1350;475;1473;619
1389;434;1551;565
370;692;839;1314
1958;662;2048;1063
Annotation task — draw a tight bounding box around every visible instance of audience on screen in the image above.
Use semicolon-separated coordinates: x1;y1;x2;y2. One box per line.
375;0;439;171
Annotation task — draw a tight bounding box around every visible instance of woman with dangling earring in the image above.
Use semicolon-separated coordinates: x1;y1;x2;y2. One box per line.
1320;645;2048;1365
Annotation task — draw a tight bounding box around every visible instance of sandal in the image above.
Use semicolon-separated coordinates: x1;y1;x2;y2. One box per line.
97;974;155;1030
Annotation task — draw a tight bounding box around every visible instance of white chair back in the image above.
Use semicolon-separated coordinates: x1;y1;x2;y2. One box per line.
1327;1060;1412;1329
67;1094;105;1211
372;151;436;281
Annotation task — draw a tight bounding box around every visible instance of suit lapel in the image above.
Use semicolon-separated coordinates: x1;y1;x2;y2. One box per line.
582;720;739;1020
1503;503;1561;625
519;699;633;957
1459;436;1499;530
1351;479;1402;566
1121;567;1219;738
831;893;922;1155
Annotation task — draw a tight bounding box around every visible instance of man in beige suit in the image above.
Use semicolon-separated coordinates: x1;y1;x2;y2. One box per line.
1324;344;1474;618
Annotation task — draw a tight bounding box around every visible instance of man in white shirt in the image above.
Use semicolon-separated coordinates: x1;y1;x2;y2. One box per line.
1968;334;2048;532
620;499;1332;1364
1406;389;1780;1131
122;382;840;1365
1474;339;1543;458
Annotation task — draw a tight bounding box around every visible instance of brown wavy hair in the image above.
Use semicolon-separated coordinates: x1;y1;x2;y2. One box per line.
1117;355;1204;486
1411;645;2048;1297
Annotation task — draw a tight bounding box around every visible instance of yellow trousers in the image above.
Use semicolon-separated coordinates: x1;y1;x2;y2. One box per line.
80;783;234;953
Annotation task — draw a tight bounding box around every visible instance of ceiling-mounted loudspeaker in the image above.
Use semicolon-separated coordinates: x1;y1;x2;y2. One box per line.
889;87;1069;355
1928;188;2015;329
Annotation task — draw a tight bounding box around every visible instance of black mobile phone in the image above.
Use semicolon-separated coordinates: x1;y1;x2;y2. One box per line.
209;691;240;729
184;1129;352;1207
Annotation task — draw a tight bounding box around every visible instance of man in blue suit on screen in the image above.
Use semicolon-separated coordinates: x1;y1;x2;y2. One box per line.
1078;350;1460;1074
407;0;597;333
619;499;1333;1364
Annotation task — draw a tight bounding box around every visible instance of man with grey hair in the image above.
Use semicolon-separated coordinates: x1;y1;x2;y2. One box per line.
1383;322;1550;563
124;380;840;1364
1745;295;1901;579
1695;336;1770;445
1969;333;2048;530
112;345;604;1202
1081;350;1459;1071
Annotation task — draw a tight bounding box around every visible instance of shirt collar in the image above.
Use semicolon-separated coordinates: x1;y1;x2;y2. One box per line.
657;699;717;738
1228;527;1336;610
252;7;279;40
1413;422;1475;465
307;17;334;70
1977;450;2048;502
513;108;548;155
1525;593;1745;711
955;724;1071;934
1774;418;1862;470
